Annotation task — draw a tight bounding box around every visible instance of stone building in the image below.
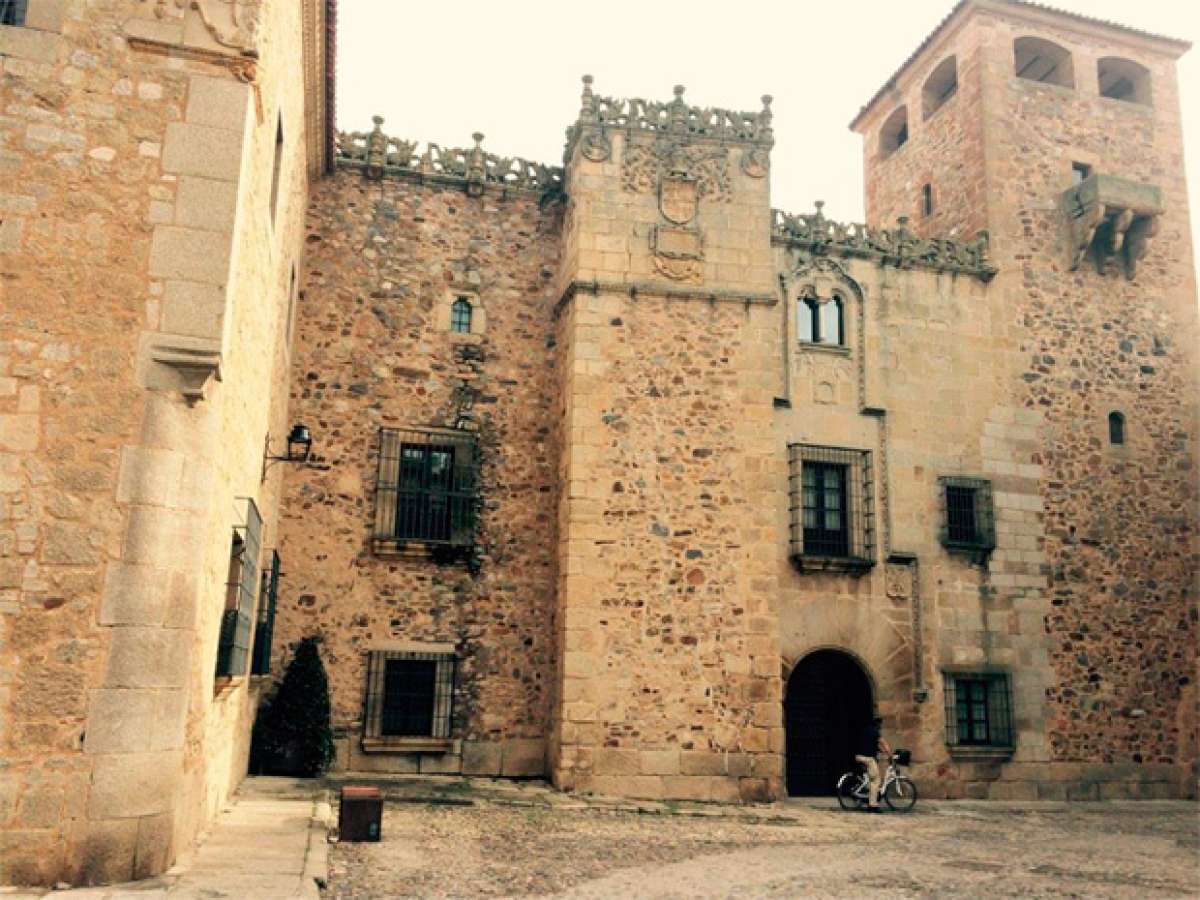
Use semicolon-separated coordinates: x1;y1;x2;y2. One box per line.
0;0;1196;889
277;0;1196;806
0;0;332;887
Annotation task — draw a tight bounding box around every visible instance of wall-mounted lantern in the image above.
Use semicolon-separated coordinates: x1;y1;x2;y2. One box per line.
262;424;313;480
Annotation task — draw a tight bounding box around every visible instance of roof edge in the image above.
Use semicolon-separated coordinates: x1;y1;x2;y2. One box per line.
848;0;1192;132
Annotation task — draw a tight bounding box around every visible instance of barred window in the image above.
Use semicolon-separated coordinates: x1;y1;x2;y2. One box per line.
938;476;995;554
944;673;1014;749
450;297;473;334
788;445;874;572
251;550;281;675
363;649;456;743
216;498;262;679
374;427;477;550
1;1;28;27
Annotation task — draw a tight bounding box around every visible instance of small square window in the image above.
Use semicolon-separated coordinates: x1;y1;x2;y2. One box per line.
938;476;995;556
363;650;457;742
944;673;1013;749
1071;162;1092;186
1;1;28;27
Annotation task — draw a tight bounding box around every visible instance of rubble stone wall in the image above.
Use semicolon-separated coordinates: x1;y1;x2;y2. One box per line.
274;170;564;777
856;7;1198;796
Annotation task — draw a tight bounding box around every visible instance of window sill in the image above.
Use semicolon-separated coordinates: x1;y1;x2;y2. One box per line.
947;745;1014;762
797;341;850;356
372;539;472;560
361;737;455;754
789;553;874;576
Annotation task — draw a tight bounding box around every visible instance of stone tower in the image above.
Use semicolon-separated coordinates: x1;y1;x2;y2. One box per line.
852;0;1198;788
549;80;787;800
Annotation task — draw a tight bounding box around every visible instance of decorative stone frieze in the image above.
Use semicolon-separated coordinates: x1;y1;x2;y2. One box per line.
1062;174;1162;278
336;117;564;194
772;202;996;280
566;76;774;159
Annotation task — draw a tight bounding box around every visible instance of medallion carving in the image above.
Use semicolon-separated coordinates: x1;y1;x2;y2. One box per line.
740;147;769;178
580;131;611;163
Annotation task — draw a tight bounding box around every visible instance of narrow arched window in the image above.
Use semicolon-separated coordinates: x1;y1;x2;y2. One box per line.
450;297;472;334
799;297;819;342
819;297;845;346
1108;411;1125;445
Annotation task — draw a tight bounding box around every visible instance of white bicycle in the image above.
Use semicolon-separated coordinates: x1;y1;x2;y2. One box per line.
836;750;918;812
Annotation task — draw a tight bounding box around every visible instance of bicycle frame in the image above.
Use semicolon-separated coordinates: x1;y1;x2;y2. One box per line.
849;762;898;799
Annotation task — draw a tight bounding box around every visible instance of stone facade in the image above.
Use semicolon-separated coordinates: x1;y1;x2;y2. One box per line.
852;0;1197;797
0;0;330;887
276;0;1194;815
2;0;1196;888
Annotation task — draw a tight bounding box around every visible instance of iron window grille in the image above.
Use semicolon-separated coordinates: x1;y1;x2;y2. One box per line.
788;445;875;573
250;550;281;675
216;498;262;678
938;476;995;558
450;297;473;334
374;427;478;553
1;0;27;26
362;650;457;743
944;672;1014;749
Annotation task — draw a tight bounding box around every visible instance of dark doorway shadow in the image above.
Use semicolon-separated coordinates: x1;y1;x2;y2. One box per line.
784;649;874;796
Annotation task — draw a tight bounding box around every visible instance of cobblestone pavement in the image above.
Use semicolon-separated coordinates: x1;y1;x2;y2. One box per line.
326;796;1198;899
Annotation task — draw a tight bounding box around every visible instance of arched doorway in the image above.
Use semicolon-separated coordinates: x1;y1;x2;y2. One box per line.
784;649;874;796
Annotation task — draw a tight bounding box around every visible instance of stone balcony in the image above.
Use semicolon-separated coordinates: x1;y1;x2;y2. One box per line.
1063;174;1163;279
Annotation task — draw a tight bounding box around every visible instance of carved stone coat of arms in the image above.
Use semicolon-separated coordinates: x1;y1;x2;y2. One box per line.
659;174;699;225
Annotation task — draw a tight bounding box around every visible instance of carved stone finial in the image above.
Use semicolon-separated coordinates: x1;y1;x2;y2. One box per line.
761;94;773;110
897;215;910;228
365;115;388;179
466;133;486;196
814;200;825;212
674;84;686;98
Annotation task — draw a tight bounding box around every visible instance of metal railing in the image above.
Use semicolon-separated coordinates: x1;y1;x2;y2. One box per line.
251;550;280;675
373;427;477;548
216;499;262;677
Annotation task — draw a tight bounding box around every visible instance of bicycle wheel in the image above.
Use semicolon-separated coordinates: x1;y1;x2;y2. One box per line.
884;776;918;812
836;773;862;810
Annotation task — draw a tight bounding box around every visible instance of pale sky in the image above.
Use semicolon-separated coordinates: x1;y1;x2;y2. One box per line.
335;0;1198;255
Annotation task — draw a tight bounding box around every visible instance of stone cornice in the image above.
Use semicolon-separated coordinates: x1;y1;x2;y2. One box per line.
565;76;774;164
553;278;777;319
337;117;563;196
772;203;997;281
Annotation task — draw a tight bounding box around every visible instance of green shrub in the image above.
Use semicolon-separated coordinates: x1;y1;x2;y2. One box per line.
250;636;334;777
